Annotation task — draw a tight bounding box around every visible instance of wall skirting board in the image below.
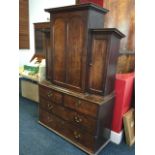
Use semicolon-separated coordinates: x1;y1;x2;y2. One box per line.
110;130;123;144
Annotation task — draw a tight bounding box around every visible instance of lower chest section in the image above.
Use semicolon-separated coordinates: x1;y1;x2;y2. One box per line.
38;83;114;154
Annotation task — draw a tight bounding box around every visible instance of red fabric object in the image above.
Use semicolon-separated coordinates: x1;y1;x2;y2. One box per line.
79;0;104;7
112;73;135;133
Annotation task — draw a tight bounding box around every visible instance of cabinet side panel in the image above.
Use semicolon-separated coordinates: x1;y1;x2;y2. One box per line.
95;96;115;151
104;36;120;95
88;9;104;29
53;18;66;83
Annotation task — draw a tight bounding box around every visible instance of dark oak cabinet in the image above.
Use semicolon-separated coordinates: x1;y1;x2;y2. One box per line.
38;3;125;155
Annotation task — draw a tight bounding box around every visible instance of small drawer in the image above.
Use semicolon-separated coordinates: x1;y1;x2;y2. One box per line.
64;95;98;118
39;97;55;112
39;85;63;104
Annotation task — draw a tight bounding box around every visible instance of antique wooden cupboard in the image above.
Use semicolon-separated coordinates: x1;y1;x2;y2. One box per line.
38;3;125;155
33;22;50;57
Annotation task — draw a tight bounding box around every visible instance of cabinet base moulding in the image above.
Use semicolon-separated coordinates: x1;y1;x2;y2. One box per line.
38;121;110;155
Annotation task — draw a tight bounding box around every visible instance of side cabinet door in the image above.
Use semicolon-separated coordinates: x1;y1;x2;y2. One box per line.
52;18;66;84
88;33;108;95
66;16;85;91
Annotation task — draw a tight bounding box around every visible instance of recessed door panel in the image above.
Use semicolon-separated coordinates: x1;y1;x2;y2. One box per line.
53;18;66;83
88;36;108;93
66;16;84;88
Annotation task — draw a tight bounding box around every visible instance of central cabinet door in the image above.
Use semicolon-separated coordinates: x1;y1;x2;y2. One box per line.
51;13;86;92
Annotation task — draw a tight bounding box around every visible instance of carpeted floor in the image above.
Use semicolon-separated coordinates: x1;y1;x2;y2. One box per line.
19;96;135;155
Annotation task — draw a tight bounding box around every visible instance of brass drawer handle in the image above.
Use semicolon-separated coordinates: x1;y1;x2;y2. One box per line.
47;91;53;98
73;131;81;139
76;100;81;107
48;103;54;110
74;116;82;123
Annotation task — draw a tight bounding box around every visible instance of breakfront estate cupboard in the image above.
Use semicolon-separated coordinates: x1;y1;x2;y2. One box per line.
38;3;125;155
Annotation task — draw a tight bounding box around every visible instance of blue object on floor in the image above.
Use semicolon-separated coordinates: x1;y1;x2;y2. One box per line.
19;97;135;155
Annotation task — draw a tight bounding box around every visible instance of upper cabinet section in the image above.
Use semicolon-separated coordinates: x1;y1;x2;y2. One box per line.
45;3;108;92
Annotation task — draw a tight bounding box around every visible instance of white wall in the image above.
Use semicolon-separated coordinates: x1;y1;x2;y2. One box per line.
19;0;75;66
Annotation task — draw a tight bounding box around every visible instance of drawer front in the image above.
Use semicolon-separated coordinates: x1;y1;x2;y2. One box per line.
39;85;63;104
68;112;97;135
39;108;66;133
66;123;95;152
39;97;97;135
64;95;98;118
39;108;95;151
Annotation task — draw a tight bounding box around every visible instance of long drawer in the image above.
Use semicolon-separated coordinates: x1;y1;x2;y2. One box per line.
39;97;97;135
39;108;95;151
